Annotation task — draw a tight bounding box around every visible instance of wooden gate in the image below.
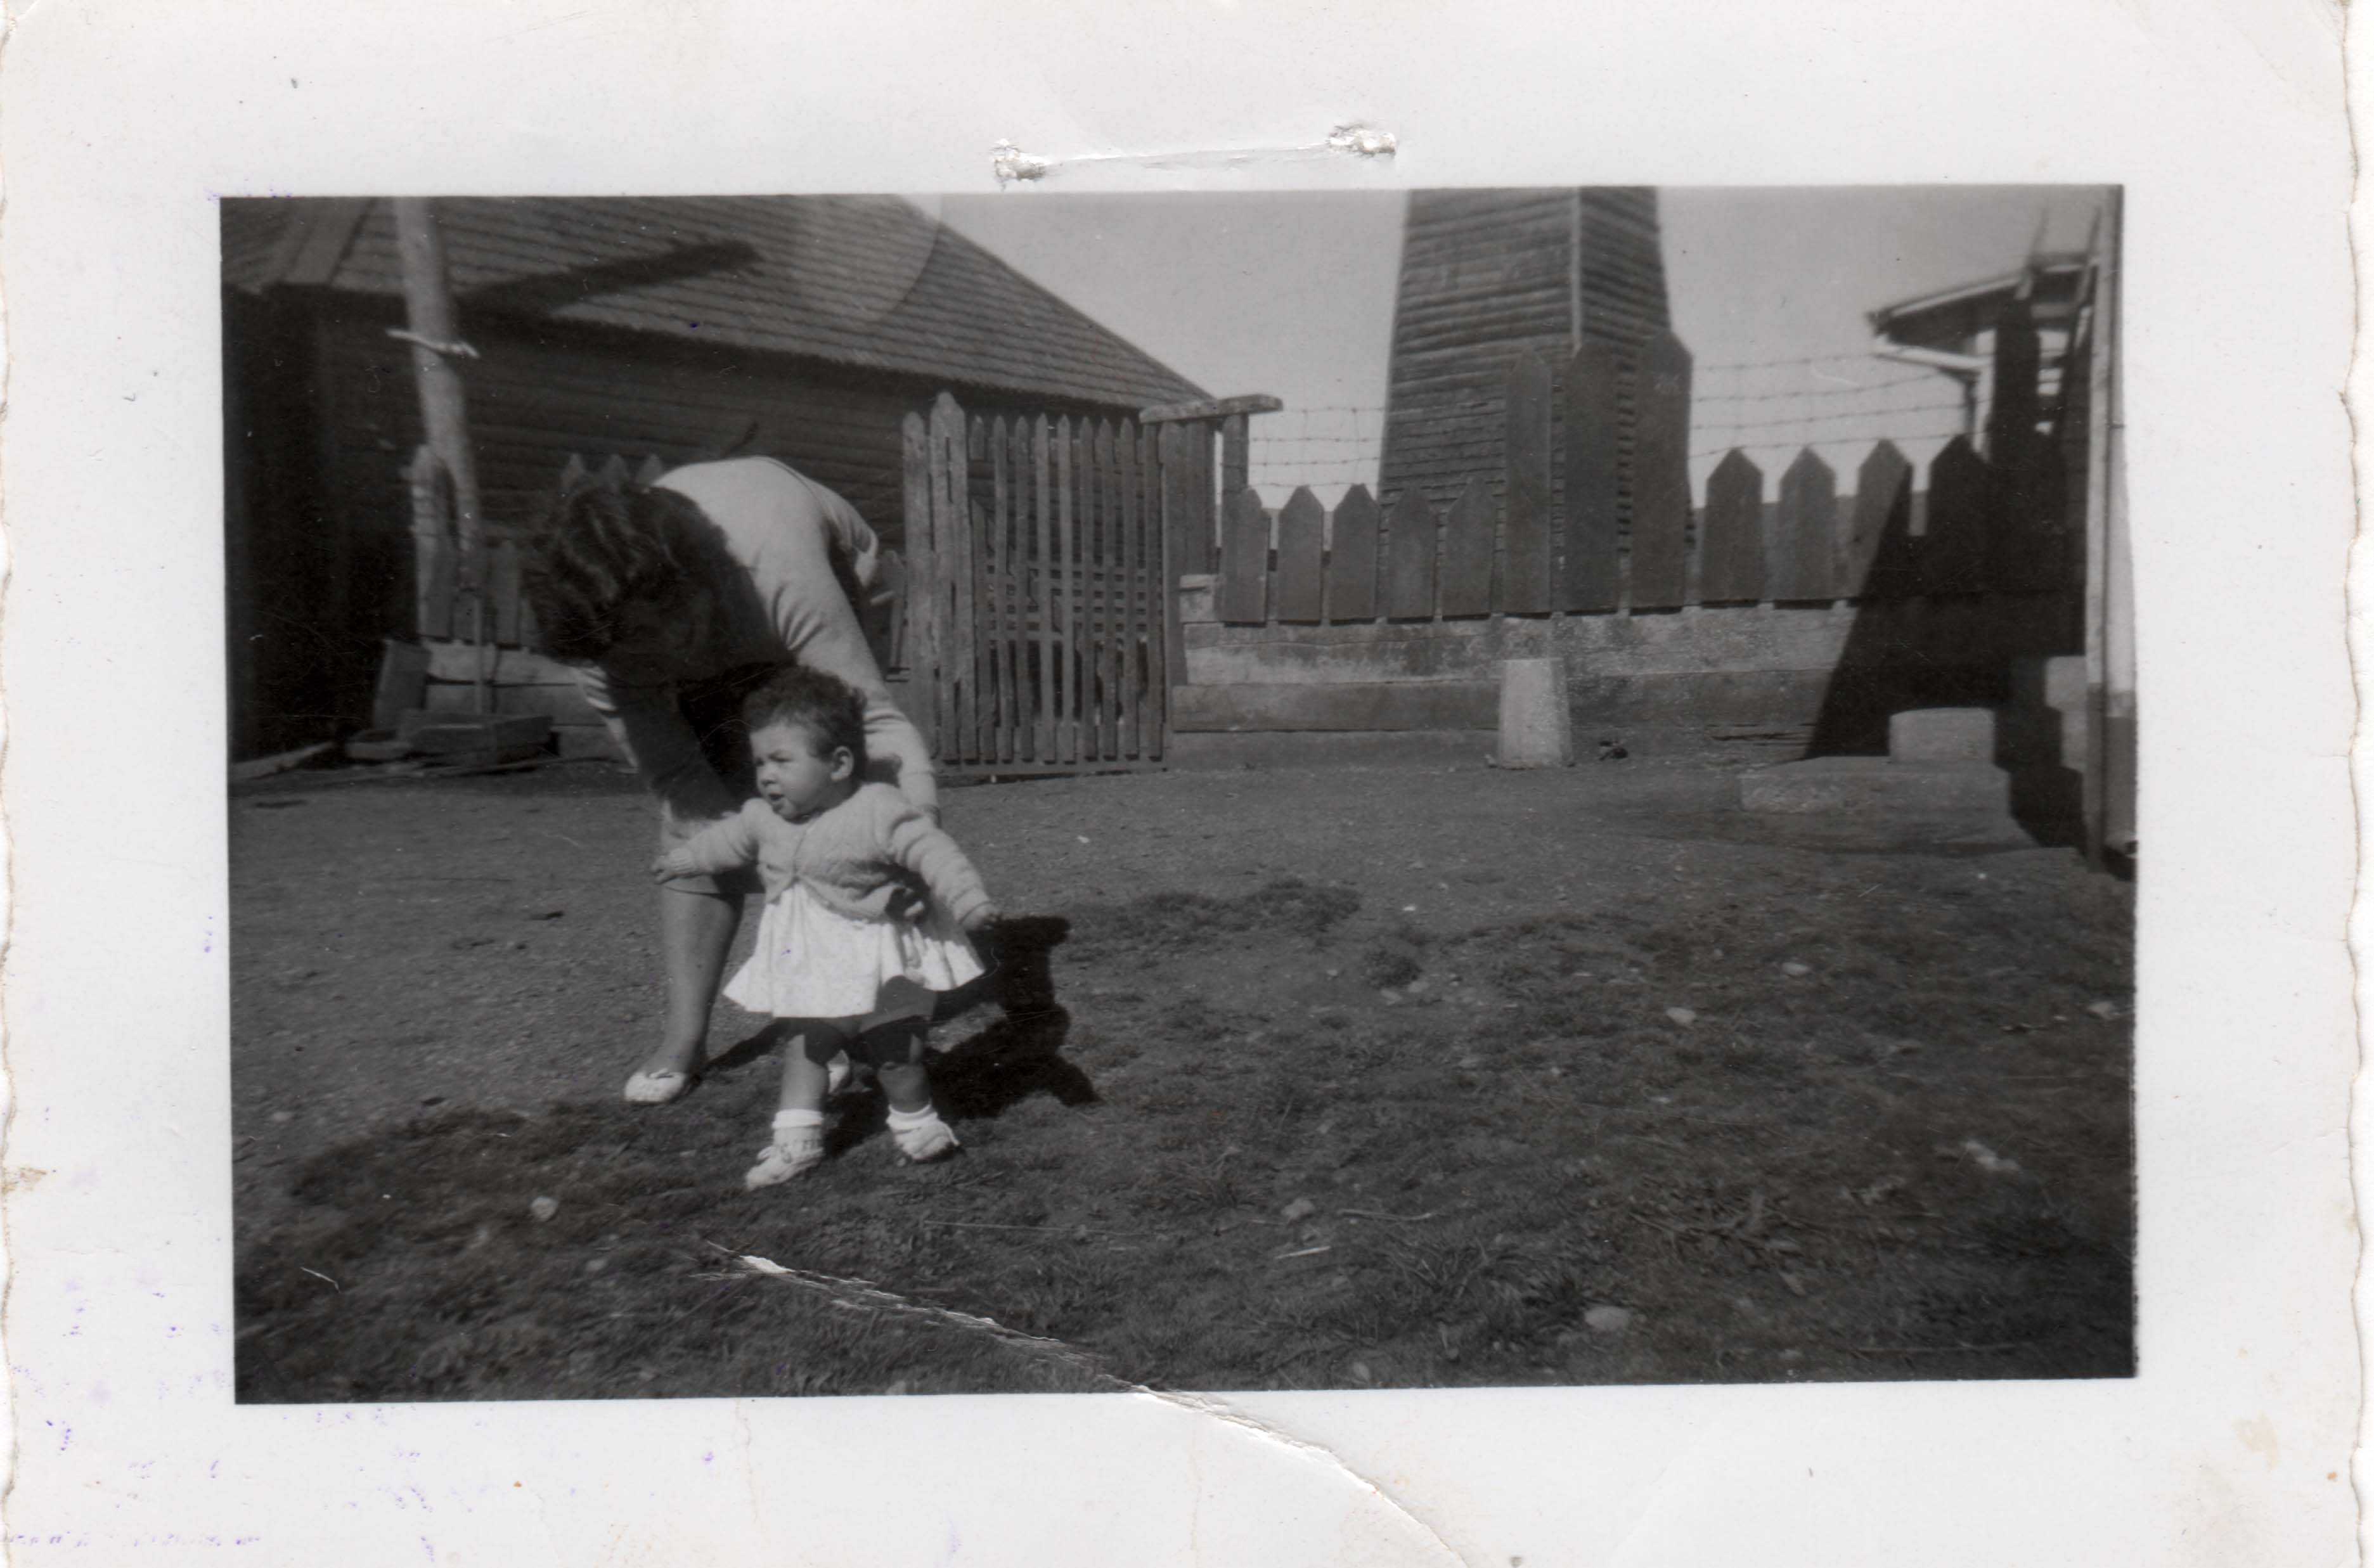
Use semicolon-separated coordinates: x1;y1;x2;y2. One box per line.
901;392;1199;771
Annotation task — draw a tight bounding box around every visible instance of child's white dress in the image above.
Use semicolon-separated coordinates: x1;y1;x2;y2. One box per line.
725;884;983;1025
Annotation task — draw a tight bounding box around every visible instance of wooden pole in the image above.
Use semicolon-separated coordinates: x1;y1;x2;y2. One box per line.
390;198;490;715
1220;412;1250;500
2079;190;2122;867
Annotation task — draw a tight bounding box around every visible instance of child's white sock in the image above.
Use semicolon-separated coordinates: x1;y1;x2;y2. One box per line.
746;1108;827;1190
886;1103;960;1163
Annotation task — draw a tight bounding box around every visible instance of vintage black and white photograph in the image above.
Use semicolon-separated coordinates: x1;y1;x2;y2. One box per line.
223;185;2135;1403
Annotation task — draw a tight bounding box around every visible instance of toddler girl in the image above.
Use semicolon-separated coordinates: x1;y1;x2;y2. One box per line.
652;665;997;1188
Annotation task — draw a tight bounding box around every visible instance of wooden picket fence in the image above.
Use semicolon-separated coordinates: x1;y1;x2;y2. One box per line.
1212;321;2075;627
900;392;1200;770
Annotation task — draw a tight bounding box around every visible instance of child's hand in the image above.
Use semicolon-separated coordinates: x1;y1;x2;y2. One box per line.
650;849;697;882
959;904;1002;935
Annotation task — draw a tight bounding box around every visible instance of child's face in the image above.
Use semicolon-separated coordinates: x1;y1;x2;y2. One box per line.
749;721;855;819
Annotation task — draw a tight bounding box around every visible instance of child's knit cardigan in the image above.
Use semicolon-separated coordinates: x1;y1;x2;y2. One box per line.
670;783;993;925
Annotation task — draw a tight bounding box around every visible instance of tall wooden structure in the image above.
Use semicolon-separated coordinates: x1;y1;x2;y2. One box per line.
1377;189;1671;521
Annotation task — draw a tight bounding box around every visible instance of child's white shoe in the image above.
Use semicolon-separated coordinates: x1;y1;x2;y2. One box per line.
825;1052;853;1096
886;1104;960;1164
745;1110;826;1189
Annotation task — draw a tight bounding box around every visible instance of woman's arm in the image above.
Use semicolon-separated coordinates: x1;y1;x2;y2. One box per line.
766;485;939;814
574;669;744;825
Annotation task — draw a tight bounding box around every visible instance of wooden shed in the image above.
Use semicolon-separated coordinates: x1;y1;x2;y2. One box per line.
221;195;1207;759
1376;188;1669;518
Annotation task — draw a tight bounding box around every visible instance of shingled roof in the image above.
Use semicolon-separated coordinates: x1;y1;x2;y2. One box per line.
223;196;1207;411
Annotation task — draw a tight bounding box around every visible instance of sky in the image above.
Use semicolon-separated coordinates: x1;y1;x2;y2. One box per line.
938;185;2112;505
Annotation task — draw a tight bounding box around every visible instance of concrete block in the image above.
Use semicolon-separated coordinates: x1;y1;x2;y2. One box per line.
2010;653;2087;712
1496;659;1573;768
1741;756;2010;815
1888;707;1996;763
2006;655;2090;772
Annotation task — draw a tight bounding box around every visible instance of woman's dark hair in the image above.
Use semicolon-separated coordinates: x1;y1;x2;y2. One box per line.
521;475;716;662
742;665;869;773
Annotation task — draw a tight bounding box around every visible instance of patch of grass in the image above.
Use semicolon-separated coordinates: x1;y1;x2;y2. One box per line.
1073;878;1360;956
235;786;2132;1400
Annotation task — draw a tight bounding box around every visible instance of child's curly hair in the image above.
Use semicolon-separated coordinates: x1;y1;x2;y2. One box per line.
742;665;869;772
521;473;717;662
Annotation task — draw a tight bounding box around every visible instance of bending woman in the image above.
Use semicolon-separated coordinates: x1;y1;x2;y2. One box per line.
523;457;936;1105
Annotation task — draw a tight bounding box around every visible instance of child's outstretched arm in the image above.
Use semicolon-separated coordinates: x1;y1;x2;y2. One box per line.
650;806;764;883
882;806;997;931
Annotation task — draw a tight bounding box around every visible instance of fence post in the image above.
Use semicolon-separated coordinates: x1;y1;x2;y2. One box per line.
1628;328;1694;610
1220;413;1250;500
1923;435;1989;596
900;411;940;752
1138;422;1169;761
1033;416;1057;761
988;416;1016;764
1386;489;1440;619
1327;485;1381;622
1848;440;1916;599
1061;417;1085;763
929;394;974;764
1772;447;1838;602
1562;339;1623;612
1503;350;1555;614
1094;420;1122;762
1439;479;1495;618
1217;486;1270;624
1274;486;1326;624
1158;424;1196;695
1698;449;1765;605
1116;420;1142;758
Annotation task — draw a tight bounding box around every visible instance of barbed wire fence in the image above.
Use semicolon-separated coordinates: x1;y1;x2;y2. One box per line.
1242;352;2024;492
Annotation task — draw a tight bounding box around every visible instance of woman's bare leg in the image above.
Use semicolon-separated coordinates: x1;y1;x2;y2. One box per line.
643;883;742;1080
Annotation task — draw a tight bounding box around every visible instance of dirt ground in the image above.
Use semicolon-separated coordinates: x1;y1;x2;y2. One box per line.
230;752;2134;1401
